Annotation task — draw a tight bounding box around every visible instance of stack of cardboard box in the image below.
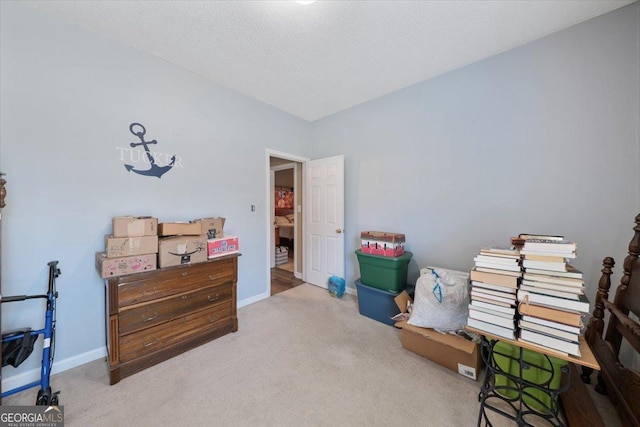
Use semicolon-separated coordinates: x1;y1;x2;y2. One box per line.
158;216;238;267
157;221;207;268
195;217;239;260
96;215;237;278
95;216;159;278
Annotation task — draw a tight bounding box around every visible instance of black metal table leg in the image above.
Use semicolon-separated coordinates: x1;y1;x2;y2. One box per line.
476;336;571;427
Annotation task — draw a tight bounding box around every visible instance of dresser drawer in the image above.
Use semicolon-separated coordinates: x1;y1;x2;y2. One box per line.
116;258;236;307
118;282;232;335
119;303;232;363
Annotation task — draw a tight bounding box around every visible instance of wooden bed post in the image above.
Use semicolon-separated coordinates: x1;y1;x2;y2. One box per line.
604;214;640;354
582;214;640;426
581;256;614;383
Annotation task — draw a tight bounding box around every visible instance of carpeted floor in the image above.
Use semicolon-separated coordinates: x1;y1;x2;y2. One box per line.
2;284;622;426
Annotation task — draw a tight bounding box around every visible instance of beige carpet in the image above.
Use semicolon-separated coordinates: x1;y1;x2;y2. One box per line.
3;284;621;426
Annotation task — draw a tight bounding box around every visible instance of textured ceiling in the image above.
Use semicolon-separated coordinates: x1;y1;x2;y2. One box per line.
26;0;635;122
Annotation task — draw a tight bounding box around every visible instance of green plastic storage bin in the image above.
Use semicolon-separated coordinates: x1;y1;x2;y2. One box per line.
355;250;412;292
493;341;566;412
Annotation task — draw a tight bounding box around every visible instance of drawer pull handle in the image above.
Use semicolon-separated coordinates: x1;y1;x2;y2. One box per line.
142;287;157;296
182;295;188;300
182;272;188;277
208;294;219;302
208;273;221;281
144;340;157;348
141;312;158;322
208;315;219;323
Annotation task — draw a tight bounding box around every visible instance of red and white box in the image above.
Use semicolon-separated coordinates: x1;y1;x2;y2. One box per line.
207;236;240;259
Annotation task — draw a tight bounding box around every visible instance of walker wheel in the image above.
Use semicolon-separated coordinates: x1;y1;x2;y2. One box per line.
36;387;51;405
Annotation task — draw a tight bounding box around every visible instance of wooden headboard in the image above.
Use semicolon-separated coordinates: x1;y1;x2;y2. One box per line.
583;213;640;426
275;208;294;217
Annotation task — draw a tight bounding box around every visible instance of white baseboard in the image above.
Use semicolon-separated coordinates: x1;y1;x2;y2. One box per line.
238;291;270;308
2;347;106;393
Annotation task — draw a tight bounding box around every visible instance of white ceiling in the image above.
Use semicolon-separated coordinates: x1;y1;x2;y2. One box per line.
26;0;635;122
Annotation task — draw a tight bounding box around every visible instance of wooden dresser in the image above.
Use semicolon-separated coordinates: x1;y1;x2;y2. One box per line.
105;253;239;385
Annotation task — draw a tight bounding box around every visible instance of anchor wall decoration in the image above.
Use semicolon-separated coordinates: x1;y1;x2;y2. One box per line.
125;122;176;179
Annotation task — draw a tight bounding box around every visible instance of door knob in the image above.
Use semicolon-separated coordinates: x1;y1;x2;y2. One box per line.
335;228;343;234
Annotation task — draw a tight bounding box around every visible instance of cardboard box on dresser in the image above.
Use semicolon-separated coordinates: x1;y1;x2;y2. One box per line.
96;215;235;278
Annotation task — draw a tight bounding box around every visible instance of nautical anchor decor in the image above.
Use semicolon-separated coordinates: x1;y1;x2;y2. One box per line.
121;122;179;179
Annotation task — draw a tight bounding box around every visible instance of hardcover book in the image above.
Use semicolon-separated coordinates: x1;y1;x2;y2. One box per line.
522;253;568;263
520;280;584;295
522;259;569;272
470;300;516;316
519;320;580;342
519;284;581;300
518;234;565;241
520;249;576;259
467;317;515;340
474;254;520;265
471;269;522;284
517;302;583;327
468;303;515;319
479;246;521;258
524;264;583;279
472;295;514;308
472;290;516;305
523;239;577;252
474;261;522;272
472;281;517;294
469;309;516;329
519;329;581;357
522;273;584;287
520;315;582;334
517;290;590;313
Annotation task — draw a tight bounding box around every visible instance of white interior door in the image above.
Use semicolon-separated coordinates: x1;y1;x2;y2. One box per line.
305;155;345;287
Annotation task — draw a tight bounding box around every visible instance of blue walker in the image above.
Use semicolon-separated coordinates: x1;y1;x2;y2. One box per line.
2;261;61;405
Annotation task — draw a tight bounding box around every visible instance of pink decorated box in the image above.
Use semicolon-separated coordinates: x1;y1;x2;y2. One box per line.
95;252;157;278
360;231;406;257
207;236;239;259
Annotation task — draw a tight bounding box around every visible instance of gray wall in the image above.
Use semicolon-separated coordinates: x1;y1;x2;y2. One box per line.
310;3;640;299
0;2;309;378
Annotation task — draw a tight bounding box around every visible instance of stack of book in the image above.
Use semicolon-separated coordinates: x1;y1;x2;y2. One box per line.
516;235;589;357
467;246;522;340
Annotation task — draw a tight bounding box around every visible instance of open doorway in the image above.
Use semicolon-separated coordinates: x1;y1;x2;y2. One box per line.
269;155;304;295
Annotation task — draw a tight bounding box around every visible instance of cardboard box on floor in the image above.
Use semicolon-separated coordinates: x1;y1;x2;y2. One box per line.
394;291;482;380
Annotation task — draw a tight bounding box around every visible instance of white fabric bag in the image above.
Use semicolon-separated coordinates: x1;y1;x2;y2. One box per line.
407;266;470;331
